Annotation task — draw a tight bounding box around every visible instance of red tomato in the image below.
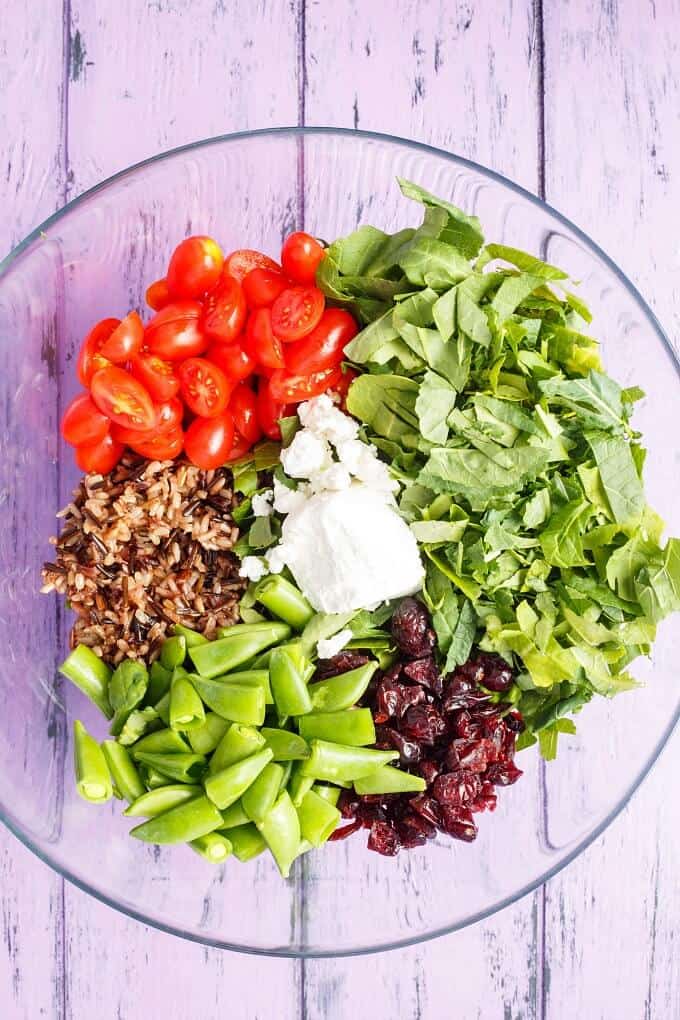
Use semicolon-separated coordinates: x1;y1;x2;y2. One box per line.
75;433;124;474
127;427;184;461
110;397;183;445
256;377;293;440
90;366;157;431
167;236;224;299
145;300;208;361
224;249;281;283
61;393;110;447
98;311;144;363
178;357;233;418
246;308;285;369
76;318;120;387
205;342;256;382
130;353;180;401
184;413;235;470
224;430;252;462
202;275;247;343
269;365;342;404
229;383;262;445
284;308;358;375
271;286;324;342
331;365;359;408
145;278;171;311
242;268;289;308
281;231;326;285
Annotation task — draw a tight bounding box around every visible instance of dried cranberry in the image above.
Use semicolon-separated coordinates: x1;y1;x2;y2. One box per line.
383;727;422;765
397;814;432;848
409;794;442;827
474;653;514;692
433;770;482;807
337;790;360;819
374;677;426;723
315;652;371;679
401;704;447;745
417;760;441;786
504;711;525;733
441;674;490;713
454;738;495;773
485;761;523;786
441;805;478;842
391;597;435;658
328;820;363;841
367;820;400;856
403;656;442;693
356;801;387;827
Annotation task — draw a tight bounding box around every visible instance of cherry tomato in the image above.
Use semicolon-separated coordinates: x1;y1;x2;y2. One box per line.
281;231;326;285
224;249;281;283
184;413;235;470
202;275;247;343
271;286;325;342
205;342;256;382
98;311;144;364
61;393;110;447
269;365;342;404
127;427;184;461
246;308;285;369
242;268;289;308
130;353;180;401
229;383;262;445
225;430;252;462
90;366;157;431
256;377;293;440
284;308;358;375
146;278;171;311
178;357;233;418
110;397;183;445
331;365;359;408
75;433;124;475
76;318;120;387
167;235;224;300
145;300;208;361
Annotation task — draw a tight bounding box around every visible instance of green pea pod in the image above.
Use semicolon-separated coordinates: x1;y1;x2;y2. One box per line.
190;832;233;863
101;740;145;803
214;669;273;705
300;740;398;782
354;766;427;795
219;801;250;829
308;662;378;713
189;625;291;678
170;668;206;731
288;762;315;807
204;748;273;810
155;692;171;725
312;783;342;807
60;646;113;719
187;713;230;755
256;790;301;878
296;788;341;848
171;623;209;648
131;728;191;756
297;708;376;747
228;823;267;862
138;765;174;790
242;649;273;670
129;794;223;844
241;763;285;824
261;727;310;761
215;621;293;641
190;676;266;726
210;724;266;774
160;635;187;670
73;721;113;803
124;784;202;817
254;576;314;630
278;760;293;792
133;751;207;784
269;644;313;717
146;661;172;706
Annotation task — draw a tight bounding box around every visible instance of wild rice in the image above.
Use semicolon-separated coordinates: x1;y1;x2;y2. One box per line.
41;454;247;665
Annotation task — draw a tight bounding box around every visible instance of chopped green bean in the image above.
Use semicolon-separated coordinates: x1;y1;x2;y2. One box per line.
188;625;290;678
296;788;341;848
171;623;208;648
288;762;315;807
131;728;191;756
214;621;293;641
261;727;310;761
160;635;187;670
300;741;398;782
73;720;113;803
190;831;233;862
187;713;230;755
129;794;223;844
60;646;112;719
312;783;342;807
278;760;293;792
124;784;202;817
146;661;172;705
354;766;427;795
138;765;174;790
133;751;206;784
155;691;171;725
218;801;250;829
270;644;313;716
213;669;273;705
204;748;273;810
308;662;378;713
228;823;267;862
117;707;160;746
256;790;301;878
170;668;206;731
209;724;266;774
241;763;285;824
297;708;376;747
102;740;145;803
254;576;314;630
190;676;266;726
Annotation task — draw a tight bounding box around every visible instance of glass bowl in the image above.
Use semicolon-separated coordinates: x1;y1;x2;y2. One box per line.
1;128;678;957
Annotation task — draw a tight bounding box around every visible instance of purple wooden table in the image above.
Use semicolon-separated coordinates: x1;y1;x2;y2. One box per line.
1;2;679;1016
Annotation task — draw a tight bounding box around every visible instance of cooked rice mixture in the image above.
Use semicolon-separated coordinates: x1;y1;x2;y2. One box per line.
41;455;246;664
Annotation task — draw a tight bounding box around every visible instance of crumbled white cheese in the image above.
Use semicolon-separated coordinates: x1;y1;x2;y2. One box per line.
272;478;308;515
309;462;352;493
297;394;359;444
251;490;273;517
317;628;354;660
265;545;288;575
239;556;267;582
280;430;332;479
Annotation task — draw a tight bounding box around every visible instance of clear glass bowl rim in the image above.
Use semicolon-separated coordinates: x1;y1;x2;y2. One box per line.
1;125;678;958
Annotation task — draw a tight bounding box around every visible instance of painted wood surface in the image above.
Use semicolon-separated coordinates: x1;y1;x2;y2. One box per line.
1;1;678;1018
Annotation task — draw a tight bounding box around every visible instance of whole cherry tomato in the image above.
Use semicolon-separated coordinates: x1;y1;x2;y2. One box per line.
184;412;235;470
76;317;120;387
224;430;252;462
110;397;183;445
145;300;208;361
229;383;262;445
242;268;289;308
269;365;342;404
98;311;144;364
271;286;324;342
75;433;124;474
224;249;281;282
202;275;247;343
61;393;110;447
205;342;256;382
281;231;326;285
256;377;293;440
145;278;171;311
245;308;285;369
127;427;184;461
167;236;224;300
284;308;358;375
178;357;233;418
130;353;180;401
90;366;157;431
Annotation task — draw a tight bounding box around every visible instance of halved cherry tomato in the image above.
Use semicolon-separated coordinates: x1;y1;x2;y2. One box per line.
202;275;247;343
145;278;171;311
224;249;281;283
242;268;289;309
271;286;324;342
205;342;256;382
184;412;235;470
145;300;208;361
246;308;285;369
281;231;326;285
61;393;110;447
269;365;342;404
127;426;184;461
256;377;293;440
229;383;262;445
90;366;157;431
331;365;359;408
167;236;224;300
75;433;124;474
130;353;180;401
224;430;252;462
284;308;358;375
98;311;144;364
110;397;183;445
178;357;233;418
76;318;120;387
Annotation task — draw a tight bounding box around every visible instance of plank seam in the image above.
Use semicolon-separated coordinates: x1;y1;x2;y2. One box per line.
533;0;546;200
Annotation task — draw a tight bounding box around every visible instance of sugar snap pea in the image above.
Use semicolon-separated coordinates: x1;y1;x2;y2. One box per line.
129;794;223;844
209;724;266;774
296;788;341;848
204;747;273;810
160;635;187;670
170;668;206;731
256;790;301;878
190;832;233;862
254;576;314;630
228;823;267;862
269;644;313;717
308;662;378;713
297;708;375;747
102;740;145;803
187;713;230;755
241;763;285;824
60;646;112;719
133;751;207;783
73;720;112;803
123;784;202;817
188;625;290;678
300;741;398;782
